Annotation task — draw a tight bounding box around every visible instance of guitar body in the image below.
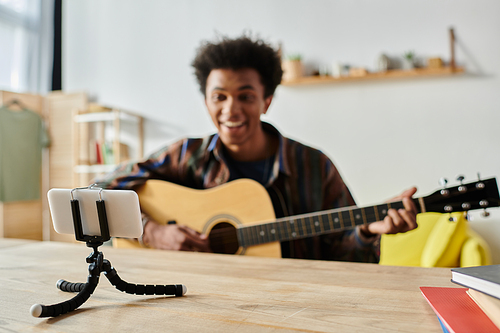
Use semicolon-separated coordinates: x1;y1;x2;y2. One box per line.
114;179;282;257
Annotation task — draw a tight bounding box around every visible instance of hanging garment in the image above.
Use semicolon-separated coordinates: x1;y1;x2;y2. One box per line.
0;105;50;202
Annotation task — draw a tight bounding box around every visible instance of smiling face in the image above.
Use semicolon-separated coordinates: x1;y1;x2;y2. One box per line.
205;68;273;161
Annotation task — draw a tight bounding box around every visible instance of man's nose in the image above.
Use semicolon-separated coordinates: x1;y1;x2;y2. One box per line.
221;97;240;115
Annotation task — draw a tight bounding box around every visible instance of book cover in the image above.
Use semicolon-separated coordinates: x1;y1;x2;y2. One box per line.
437;317;450;333
95;141;103;164
451;264;500;300
467;288;500;330
102;142;114;165
420;286;499;333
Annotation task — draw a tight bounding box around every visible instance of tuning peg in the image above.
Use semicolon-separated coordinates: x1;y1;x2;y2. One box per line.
456;175;467;193
481;209;491;218
439;178;448;188
439;178;450;196
476;173;486;189
461;202;471;210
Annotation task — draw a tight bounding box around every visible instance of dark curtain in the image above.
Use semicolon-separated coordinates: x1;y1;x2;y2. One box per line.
51;0;62;91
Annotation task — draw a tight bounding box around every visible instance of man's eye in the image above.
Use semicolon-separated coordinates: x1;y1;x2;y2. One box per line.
212;94;226;102
239;94;255;102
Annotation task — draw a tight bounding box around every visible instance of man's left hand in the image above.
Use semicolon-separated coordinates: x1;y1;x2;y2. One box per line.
359;187;418;237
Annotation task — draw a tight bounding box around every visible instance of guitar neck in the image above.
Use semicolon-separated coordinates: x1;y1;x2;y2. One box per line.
237;199;421;247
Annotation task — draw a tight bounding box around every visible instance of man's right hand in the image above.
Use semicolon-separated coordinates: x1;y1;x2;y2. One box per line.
142;220;211;252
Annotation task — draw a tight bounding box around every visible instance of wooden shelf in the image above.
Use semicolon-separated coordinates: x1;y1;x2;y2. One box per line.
74;110;142;123
74;164;118;174
281;66;465;86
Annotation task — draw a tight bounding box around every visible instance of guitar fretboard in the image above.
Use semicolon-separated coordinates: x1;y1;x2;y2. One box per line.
237;201;409;247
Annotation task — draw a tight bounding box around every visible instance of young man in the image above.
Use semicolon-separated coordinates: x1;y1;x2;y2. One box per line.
95;36;417;262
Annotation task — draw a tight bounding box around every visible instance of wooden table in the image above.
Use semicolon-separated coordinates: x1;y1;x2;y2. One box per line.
0;239;456;332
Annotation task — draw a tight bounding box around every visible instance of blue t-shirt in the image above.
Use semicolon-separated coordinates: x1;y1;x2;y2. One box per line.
225;152;274;186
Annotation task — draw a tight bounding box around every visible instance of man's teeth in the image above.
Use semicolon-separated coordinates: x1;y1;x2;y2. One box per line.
223;121;244;128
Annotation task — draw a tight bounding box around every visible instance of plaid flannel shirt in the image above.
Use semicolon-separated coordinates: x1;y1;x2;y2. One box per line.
95;123;379;262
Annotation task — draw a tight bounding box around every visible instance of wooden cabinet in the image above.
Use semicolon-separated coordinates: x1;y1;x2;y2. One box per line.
0;201;43;240
45;91;88;242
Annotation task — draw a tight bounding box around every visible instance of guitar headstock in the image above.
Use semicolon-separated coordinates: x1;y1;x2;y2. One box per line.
422;177;500;214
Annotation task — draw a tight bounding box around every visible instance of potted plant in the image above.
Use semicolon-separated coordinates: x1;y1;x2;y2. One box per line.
282;54;303;81
403;50;415;70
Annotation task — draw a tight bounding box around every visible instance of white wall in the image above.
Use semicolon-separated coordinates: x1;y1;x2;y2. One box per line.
63;0;500;263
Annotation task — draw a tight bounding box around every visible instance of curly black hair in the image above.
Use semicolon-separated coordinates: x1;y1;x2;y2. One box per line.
192;35;283;98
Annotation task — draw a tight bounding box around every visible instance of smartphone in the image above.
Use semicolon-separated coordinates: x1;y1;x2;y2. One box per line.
48;188;143;239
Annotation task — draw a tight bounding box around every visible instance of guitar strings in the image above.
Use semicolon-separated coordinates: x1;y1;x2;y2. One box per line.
203;201;406;251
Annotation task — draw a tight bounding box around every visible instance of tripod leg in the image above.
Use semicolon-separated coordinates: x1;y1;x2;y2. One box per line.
31;260;101;318
30;280;97;317
102;259;186;297
57;279;86;292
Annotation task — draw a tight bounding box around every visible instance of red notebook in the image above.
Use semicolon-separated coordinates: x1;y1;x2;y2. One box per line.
420;287;500;333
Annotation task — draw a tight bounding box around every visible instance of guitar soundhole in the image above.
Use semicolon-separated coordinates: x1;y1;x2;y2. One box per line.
208;222;239;255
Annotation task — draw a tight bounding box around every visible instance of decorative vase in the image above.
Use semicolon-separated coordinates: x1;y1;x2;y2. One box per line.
403;58;415;70
282;60;303;81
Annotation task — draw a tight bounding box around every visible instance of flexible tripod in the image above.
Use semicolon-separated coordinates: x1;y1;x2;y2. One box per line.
31;186;186;318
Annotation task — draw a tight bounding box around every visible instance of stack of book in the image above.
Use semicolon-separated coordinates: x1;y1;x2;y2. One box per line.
420;264;500;333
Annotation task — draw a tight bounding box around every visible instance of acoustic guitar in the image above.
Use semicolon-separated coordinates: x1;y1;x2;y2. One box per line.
115;177;500;258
